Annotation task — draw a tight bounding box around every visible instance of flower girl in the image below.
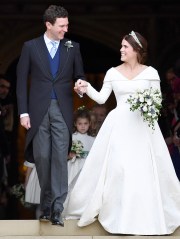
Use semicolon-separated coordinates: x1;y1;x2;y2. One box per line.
68;107;95;187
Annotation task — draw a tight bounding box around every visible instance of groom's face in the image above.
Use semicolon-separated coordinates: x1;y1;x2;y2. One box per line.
46;17;69;41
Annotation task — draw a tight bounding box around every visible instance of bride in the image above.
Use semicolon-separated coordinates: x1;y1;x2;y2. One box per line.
63;31;180;235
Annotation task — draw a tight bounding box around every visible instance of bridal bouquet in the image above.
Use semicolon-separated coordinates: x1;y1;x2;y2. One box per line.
71;140;84;158
127;87;162;130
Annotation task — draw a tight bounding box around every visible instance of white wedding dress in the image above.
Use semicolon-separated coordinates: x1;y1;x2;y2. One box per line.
64;66;180;235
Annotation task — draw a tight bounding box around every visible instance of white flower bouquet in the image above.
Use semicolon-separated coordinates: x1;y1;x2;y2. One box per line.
71;140;84;158
126;87;162;130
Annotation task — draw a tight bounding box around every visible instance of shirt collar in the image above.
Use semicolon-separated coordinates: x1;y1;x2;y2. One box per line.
44;33;60;47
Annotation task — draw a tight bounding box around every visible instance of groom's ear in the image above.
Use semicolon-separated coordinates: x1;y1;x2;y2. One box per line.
46;21;54;30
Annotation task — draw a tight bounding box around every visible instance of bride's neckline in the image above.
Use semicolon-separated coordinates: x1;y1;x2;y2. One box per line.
113;66;151;80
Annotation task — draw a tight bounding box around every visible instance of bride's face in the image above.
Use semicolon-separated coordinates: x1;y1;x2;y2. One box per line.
120;39;137;63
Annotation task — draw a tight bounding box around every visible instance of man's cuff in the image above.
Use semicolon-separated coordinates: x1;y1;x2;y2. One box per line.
20;113;29;118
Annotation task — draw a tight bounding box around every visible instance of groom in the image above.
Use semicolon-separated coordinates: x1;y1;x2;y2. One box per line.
16;5;85;226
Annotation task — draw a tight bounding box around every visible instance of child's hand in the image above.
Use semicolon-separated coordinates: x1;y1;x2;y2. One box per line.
68;152;76;160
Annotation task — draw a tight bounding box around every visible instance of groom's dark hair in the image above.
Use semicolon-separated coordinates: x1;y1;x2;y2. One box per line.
43;5;68;25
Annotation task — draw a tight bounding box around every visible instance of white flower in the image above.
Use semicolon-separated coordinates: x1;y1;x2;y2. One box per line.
147;100;152;106
142;106;148;112
64;40;73;51
139;97;144;102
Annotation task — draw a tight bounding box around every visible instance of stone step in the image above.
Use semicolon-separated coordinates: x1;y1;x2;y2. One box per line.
0;237;179;239
0;220;180;238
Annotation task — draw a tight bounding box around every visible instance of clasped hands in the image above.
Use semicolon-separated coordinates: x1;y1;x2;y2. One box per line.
74;79;88;97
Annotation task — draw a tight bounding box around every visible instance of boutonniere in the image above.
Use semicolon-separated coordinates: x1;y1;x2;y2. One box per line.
64;40;73;51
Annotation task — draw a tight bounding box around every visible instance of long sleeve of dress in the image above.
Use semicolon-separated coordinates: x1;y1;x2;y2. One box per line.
86;71;113;104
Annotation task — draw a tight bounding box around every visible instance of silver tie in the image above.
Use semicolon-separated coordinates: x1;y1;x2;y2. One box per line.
50;41;57;58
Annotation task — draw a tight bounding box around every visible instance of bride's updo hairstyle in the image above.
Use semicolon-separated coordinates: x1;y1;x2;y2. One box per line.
124;31;148;64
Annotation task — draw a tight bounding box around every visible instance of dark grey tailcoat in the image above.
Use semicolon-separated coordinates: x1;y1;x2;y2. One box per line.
16;36;85;162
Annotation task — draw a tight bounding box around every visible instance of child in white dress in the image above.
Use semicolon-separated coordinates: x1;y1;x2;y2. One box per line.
68;107;95;187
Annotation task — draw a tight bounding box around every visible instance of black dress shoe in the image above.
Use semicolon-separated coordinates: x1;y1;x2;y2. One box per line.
50;210;64;227
39;214;50;222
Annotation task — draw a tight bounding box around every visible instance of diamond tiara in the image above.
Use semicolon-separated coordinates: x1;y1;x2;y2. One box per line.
129;31;143;48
